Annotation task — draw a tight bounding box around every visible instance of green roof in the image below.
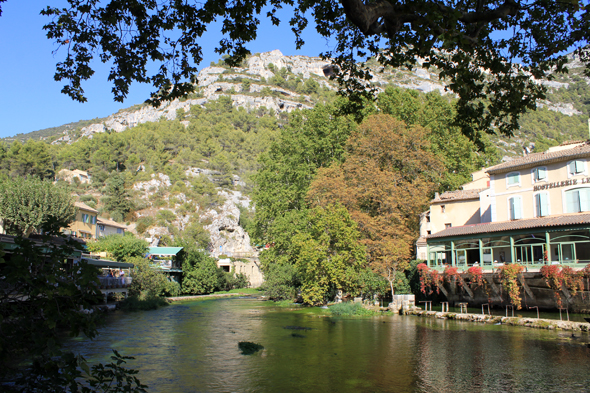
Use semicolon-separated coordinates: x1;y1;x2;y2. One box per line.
148;247;183;256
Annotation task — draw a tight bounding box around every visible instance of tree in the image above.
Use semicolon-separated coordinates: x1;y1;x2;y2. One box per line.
292;204;367;305
86;233;149;262
0;139;54;180
307;114;443;298
0;235;147;392
102;174;132;222
39;1;589;139
180;250;223;295
0;177;76;237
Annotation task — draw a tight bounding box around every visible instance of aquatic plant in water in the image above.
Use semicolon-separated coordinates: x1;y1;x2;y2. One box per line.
238;342;264;355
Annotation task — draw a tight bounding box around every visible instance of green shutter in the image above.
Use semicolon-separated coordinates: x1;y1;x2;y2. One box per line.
576;160;585;174
537;167;547;180
569;161;576;175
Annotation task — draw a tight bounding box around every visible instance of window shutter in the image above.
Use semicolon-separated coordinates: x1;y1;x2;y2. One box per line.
538;193;548;216
569;162;576;175
513;197;522;219
576;160;585;174
538;167;547;180
580;189;590;212
535;194;541;216
566;190;581;213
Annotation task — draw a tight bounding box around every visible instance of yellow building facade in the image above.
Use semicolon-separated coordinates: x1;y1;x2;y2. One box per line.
420;141;590;270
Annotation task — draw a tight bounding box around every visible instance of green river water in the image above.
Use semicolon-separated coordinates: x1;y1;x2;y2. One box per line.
68;297;590;392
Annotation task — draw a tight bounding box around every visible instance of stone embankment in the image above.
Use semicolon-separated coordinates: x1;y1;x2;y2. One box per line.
406;308;590;332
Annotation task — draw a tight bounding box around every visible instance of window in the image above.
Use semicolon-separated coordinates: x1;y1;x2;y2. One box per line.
565;188;590;213
426;230;431;235
441;205;445;213
535;193;549;217
445;223;452;228
568;160;586;176
506;172;520;187
98;224;105;231
509;196;522;220
117;228;123;234
91;215;97;225
82;213;88;223
532;167;547;182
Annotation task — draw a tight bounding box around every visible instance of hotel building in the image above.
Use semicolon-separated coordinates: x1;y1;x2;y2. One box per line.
419;141;590;271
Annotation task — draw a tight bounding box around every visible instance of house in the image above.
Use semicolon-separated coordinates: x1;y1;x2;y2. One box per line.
65;202;98;239
147;247;184;282
420;140;590;270
57;169;91;184
97;217;127;237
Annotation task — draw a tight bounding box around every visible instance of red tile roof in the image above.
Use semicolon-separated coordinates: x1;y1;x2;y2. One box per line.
74;201;98;213
486;141;590;175
432;188;486;203
427;213;590;239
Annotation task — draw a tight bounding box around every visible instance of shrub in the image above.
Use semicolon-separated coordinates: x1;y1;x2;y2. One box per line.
261;263;299;301
329;302;376;316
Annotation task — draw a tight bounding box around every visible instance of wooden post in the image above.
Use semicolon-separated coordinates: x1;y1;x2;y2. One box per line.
436;281;449;297
518;274;535;299
458;275;474;298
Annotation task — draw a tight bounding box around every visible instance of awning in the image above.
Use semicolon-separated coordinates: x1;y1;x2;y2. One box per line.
82;258;134;268
148;247;183;256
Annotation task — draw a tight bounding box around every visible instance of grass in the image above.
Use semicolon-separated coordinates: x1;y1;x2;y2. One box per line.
214;288;262;295
328;302;379;317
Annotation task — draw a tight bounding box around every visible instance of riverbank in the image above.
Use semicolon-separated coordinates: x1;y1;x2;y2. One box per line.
406;307;590;332
167;291;259;302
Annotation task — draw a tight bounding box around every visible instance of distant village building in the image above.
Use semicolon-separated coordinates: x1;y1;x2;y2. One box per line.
97;217;127;237
419;141;590;269
57;169;91;184
65;202;98;239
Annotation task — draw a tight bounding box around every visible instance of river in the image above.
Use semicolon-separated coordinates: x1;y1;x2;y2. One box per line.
67;297;590;392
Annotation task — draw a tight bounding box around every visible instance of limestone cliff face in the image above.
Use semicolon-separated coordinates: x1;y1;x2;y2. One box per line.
52;49;452;143
203;190;255;258
132;173;255;259
46;49;590;145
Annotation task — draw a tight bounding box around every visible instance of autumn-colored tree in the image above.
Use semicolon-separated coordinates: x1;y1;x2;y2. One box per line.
308;114;443;298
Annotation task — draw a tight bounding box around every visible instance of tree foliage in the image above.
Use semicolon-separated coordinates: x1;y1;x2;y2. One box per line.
86;233;148;262
0;139;54;180
0;235;146;392
0;177;76;237
292;204;367;305
308;114;443;297
39;0;590;138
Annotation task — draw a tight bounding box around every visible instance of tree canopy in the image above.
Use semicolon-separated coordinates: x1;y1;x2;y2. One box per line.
0;177;76;237
39;0;589;138
308;114;443;296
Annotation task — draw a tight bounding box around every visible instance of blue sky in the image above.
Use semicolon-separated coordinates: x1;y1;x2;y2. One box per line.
0;1;334;139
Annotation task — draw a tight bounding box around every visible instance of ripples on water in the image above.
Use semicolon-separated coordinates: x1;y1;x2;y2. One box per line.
66;298;590;392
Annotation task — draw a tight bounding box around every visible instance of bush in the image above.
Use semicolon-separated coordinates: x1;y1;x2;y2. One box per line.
86;233;148;262
261;263;299;301
127;257;170;298
329;302;375;316
164;280;181;297
181;252;221;295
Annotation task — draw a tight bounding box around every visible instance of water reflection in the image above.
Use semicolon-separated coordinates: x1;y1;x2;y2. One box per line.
67;298;590;392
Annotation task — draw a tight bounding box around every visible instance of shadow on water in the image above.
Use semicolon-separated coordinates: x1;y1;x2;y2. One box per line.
65;298;590;393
